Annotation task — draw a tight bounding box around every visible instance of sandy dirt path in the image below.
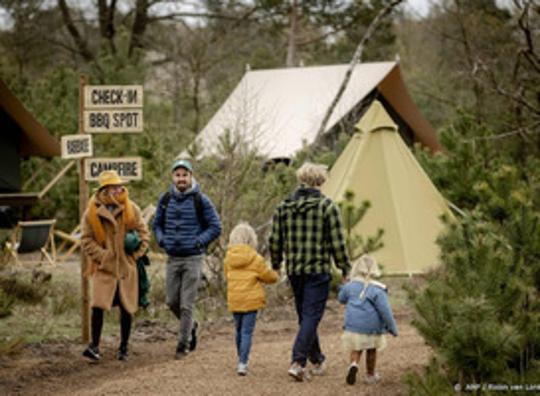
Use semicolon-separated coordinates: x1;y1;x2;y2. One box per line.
2;300;430;396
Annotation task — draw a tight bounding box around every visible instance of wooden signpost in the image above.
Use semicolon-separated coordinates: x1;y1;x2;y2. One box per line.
76;80;144;343
85;157;143;181
83;109;143;133
61;134;93;159
84;85;143;108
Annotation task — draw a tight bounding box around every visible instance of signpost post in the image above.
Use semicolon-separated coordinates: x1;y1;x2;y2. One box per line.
79;76;90;344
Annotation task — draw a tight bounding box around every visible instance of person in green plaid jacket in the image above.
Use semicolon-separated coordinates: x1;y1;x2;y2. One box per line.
269;162;350;382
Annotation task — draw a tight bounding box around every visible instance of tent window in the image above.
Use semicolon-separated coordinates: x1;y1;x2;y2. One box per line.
0;108;22;192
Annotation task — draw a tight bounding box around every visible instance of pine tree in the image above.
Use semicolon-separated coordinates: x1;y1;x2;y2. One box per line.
408;128;540;392
338;189;384;260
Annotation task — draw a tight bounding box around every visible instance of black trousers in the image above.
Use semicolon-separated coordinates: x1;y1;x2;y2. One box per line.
91;287;132;349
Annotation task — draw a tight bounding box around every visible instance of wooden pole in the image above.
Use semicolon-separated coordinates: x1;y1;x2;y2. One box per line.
79;75;90;344
38;160;76;199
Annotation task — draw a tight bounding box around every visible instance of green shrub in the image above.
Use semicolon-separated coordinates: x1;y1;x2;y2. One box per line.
0;275;47;304
0;288;15;318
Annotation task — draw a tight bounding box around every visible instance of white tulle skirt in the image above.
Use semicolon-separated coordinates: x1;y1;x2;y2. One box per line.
341;331;387;352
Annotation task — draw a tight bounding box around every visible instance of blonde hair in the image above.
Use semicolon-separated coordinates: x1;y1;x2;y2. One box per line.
229;222;258;248
350;254;381;279
296;162;328;187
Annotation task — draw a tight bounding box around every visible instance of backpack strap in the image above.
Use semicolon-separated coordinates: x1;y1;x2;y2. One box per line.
159;191;172;229
194;192;207;229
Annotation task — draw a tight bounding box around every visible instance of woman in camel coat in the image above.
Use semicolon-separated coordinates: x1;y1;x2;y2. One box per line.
80;170;150;362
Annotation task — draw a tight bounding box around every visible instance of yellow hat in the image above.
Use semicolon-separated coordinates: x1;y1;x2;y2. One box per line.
97;170;127;190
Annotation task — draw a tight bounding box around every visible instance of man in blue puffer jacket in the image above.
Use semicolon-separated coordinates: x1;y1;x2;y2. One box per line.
153;159;222;359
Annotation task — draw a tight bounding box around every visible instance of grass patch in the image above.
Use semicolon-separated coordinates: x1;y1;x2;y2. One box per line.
0;267;172;349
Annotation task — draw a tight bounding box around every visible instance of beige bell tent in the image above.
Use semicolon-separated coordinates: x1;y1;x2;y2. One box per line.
321;101;452;275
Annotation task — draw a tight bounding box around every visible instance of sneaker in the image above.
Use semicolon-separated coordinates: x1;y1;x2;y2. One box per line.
117;345;129;361
365;372;381;385
288;363;305;382
346;364;358;385
237;362;248;376
310;360;326;376
175;343;189;360
82;344;101;362
189;320;199;351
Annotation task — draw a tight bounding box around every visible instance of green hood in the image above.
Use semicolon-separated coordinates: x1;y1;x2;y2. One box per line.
281;186;325;214
281;196;323;214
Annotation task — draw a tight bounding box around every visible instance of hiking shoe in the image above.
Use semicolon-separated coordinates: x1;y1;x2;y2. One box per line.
82;344;101;362
175;343;189;360
237;362;248;376
288;363;305;382
117;345;129;361
189;320;199;351
365;372;381;385
346;364;358;385
310;360;326;376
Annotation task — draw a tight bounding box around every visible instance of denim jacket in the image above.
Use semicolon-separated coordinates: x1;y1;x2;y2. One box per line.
338;279;398;336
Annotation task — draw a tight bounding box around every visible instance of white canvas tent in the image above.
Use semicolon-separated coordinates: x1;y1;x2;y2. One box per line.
321;100;452;275
183;62;441;160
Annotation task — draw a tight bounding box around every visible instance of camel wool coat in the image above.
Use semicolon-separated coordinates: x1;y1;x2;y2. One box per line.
81;200;150;314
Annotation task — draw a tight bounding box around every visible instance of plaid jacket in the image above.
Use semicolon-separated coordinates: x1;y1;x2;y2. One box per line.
269;186;350;276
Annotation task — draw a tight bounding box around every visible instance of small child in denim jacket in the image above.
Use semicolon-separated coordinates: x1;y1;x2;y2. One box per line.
338;254;398;386
224;222;279;376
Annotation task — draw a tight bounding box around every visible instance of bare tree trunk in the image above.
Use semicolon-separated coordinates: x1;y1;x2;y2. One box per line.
173;63;182;126
58;0;95;63
98;0;117;54
454;0;484;122
312;0;403;151
192;67;202;134
129;0;149;58
286;0;298;67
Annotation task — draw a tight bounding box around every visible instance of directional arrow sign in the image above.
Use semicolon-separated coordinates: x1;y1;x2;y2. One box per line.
85;157;143;181
61;134;93;159
84;85;143;109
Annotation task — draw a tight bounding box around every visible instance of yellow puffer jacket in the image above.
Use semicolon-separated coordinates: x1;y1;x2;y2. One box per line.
224;244;279;312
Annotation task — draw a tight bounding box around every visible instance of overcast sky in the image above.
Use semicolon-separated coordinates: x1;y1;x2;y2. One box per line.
405;0;514;17
0;0;516;30
405;0;432;17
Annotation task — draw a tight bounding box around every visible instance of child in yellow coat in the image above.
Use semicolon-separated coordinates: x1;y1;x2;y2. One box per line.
224;222;279;376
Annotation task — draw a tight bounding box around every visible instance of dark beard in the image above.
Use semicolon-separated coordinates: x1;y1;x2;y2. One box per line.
175;183;188;192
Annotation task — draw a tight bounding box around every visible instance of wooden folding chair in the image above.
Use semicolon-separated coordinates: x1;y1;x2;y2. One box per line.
5;219;57;267
54;224;81;262
141;204;156;225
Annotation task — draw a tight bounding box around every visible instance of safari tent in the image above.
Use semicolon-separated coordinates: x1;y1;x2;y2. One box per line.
184;62;441;160
321;101;452;275
0;79;60;208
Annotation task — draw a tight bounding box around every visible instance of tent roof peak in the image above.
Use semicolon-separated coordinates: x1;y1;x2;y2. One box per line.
355;100;397;134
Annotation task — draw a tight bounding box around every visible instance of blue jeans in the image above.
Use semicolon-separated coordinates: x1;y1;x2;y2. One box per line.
289;273;330;367
233;311;257;364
